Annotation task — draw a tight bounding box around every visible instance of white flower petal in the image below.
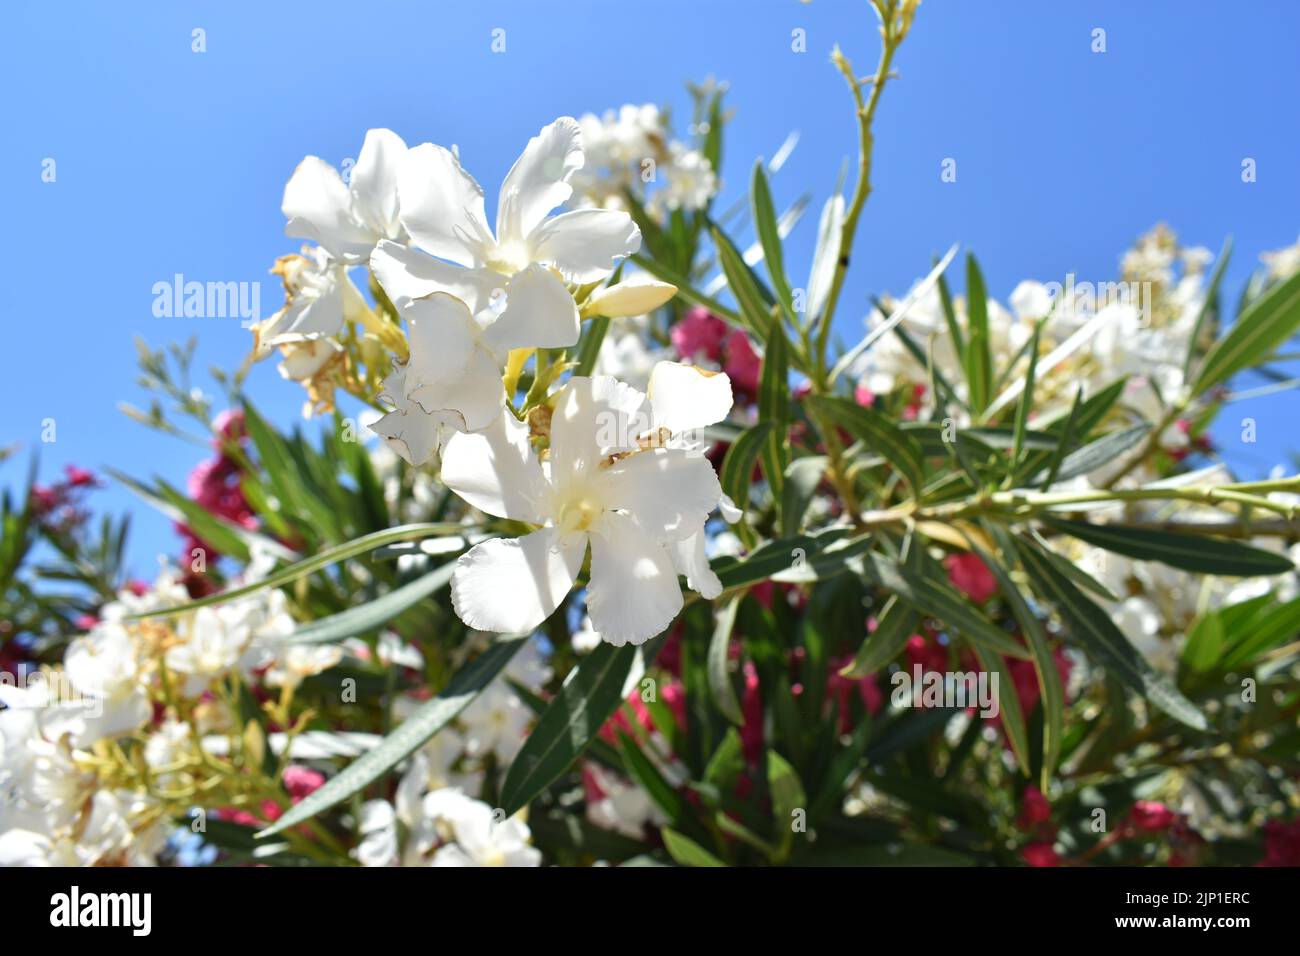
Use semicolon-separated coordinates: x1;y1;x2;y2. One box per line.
283;156;374;261
372;369;454;466
441;410;549;522
404;293;479;394
371;240;504;311
350;128;407;239
398;144;492;267
482;264;580;354
586;512;682;646
600;448;721;542
451;529;585;635
404;293;504;430
496;117;584;243
585;275;677;318
411;345;503;432
530;209;641;284
549;375;645;485
647;361;733;435
671;532;722;600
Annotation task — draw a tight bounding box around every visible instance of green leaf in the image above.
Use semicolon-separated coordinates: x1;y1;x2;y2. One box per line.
662;828;726;867
982;528;1064;787
1181;612;1225;674
707;594;745;724
935;267;966;363
720;422;772;514
1008;318;1043;480
808;395;925;494
1029;424;1150;488
1183;237;1232;378
572;316;609;377
963;254;993;414
840;596;916;677
499;640;639;816
1221;596;1300;668
781;456;827;538
859;553;1031;659
767;750;806;862
1044;517;1295;577
710;224;775;339
751;160;795;322
1194;268;1300;393
758;316;790;500
1019;543;1207;730
711;529;855;592
281;558;461;645
970;644;1031;776
126;523;465;621
257;637;526;838
617;732;690;827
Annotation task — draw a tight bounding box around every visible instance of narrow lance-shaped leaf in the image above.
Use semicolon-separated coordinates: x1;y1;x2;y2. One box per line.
720;422;772;514
860;552;1031;660
1194;267;1300;393
1018;543;1207;730
257;637;527;838
499;640;642;816
662;828;726;867
281;557;462;645
1043;517;1295;577
126;523;467;620
981;527;1065;788
707;594;745;724
711;224;776;341
751;160;796;323
781;456;828;538
1183;236;1232;378
808;395;925;495
759;314;790;501
840;595;917;678
963;253;993;414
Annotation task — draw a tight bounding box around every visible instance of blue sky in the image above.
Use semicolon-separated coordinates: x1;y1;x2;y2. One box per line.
3;0;1299;575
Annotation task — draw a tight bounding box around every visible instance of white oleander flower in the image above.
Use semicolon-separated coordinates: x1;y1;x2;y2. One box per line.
459;681;533;764
369;117;640;330
166;606;253;696
423;789;541;868
253;246;373;354
652;142;718;214
356;787;539;867
282;128;409;264
263;643;344;690
1261;233;1300;281
441;362;731;645
62;624;152;746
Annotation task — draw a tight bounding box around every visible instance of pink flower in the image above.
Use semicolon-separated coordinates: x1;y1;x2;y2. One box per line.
905;634;947;674
826;656;884;733
1129;801;1176;833
212;408;247;447
1260;818;1300;867
284;766;325;801
1022;842;1061;867
723;329;762;397
739;663;764;763
854;384;875;407
670;307;727;362
944;553;998;604
63;465;99;488
1019;786;1052;827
